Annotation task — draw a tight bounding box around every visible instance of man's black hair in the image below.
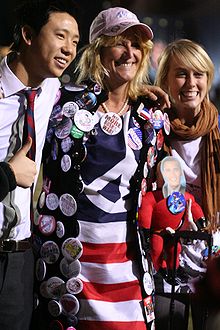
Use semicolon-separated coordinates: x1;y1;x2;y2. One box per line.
12;0;81;51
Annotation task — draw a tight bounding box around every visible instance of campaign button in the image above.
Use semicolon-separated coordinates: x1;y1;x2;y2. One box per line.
79;91;97;110
144;121;156;145
66;277;83;295
150;109;164;130
143;272;154;295
48;299;62;317
143;162;149;178
141;178;147;196
61;238;83;262
55;118;73;139
127;127;142;150
34;209;40;226
61;136;73;153
40;241;60;264
64;83;87;92
35;258;46;281
66;327;76;330
167;192;186;214
156;128;164;150
61;154;71;172
59;194;77;217
132;116;140;128
47;276;66;299
74;109;94;132
54;89;61;104
70;125;84;139
163;112;170;135
56;221;65;238
100;112;122;135
59;258;81;278
62;102;79;118
38;191;46;209
46;193;59;211
93;83;102;95
39;281;51;299
60;293;80;316
38;215;56;236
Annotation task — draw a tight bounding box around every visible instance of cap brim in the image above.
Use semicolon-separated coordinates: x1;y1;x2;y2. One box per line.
105;22;153;40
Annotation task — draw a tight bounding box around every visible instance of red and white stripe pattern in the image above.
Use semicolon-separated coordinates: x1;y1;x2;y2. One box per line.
77;220;147;330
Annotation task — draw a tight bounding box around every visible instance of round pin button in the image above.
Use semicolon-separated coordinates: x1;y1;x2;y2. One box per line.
61;136;73;153
47;276;66;299
46;193;59;211
163;112;170;135
66;277;83;295
38;215;56;236
38;191;46;209
56;221;65;238
150;109;164;130
60;293;80;316
74;109;94;132
61;154;72;172
70;125;84;139
127;127;142;150
143;272;154;295
93;83;102;95
40;281;51;299
55;118;73;139
61;238;83;262
40;241;60;264
167;192;186;214
59;258;81;278
59;194;77;217
62;102;79;118
100;112;122;135
64;83;87;92
35;258;46;281
48;299;62;317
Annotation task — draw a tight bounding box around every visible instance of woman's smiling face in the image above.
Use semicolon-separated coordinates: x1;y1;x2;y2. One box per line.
166;57;208;114
100;28;143;89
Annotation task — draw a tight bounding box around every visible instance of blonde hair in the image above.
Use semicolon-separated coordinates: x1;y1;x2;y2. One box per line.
75;27;153;100
155;39;214;101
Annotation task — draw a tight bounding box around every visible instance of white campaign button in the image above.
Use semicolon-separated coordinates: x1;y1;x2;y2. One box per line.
59;194;77;217
46;193;59;211
62;101;79;118
56;221;65;238
74;109;94;132
143;272;154;295
35;258;46;281
100;112;122;135
48;299;62;317
61;154;71;172
61;238;83;262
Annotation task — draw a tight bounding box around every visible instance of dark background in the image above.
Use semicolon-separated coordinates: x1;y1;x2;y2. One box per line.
1;0;220;107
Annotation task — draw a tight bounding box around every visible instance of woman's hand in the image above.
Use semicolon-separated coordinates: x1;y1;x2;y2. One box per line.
141;85;171;109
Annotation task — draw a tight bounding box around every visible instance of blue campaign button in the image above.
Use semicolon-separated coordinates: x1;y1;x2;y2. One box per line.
167;192;186;214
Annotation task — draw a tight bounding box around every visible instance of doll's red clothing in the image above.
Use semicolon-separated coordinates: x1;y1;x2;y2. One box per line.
138;190;204;271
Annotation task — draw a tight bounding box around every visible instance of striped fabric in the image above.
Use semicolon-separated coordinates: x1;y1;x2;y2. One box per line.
76;110;147;329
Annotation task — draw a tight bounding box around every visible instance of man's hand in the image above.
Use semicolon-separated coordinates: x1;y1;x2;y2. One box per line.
8;137;37;188
141;85;171;109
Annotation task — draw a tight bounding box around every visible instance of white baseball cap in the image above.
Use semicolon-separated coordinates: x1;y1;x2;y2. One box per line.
89;7;153;43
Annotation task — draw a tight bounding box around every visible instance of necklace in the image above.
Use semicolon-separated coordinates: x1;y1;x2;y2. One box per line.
101;98;129;116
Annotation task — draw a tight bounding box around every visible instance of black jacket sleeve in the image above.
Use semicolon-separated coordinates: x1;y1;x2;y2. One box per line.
0;162;16;201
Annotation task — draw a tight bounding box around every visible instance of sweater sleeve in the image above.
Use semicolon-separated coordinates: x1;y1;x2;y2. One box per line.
0;162;17;201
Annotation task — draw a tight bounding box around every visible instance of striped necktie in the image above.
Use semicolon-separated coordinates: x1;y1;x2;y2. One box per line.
23;89;39;161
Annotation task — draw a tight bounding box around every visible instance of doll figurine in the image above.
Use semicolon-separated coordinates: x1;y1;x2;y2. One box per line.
138;156;205;282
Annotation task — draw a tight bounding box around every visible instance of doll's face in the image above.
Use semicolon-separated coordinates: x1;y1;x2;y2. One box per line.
162;159;182;191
